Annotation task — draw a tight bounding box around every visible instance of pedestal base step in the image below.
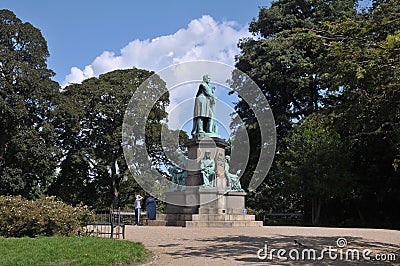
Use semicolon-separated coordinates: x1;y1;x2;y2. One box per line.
186;220;263;228
192;214;256;221
186;213;262;227
147;220;167;226
145;214;187;226
158;212;263;227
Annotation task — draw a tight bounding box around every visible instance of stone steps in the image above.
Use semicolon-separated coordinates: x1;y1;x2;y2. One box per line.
146;213;192;227
147;220;167;226
186;220;263;228
191;214;256;221
155;214;167;220
186;213;262;227
163;213;193;227
145;214;168;226
166;220;187;227
164;213;193;221
156;212;262;228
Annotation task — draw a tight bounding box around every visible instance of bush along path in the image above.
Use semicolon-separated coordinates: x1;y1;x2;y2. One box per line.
0;195;92;237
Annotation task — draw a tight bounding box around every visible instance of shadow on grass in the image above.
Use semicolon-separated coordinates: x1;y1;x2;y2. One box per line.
163;234;399;265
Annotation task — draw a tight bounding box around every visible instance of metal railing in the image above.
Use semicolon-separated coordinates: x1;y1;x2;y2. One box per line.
263;213;303;225
86;209;125;239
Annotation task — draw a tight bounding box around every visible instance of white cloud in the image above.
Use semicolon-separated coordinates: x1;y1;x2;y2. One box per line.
62;15;250;139
61;15;250;87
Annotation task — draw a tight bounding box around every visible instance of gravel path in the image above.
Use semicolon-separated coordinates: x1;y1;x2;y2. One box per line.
124;226;400;265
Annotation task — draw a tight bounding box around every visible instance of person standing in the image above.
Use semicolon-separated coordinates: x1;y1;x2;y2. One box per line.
134;194;143;225
146;194;157;220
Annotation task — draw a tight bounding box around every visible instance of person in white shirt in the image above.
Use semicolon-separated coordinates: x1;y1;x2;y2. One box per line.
134;194;143;225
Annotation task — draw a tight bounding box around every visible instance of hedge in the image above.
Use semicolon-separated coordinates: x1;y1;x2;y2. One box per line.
0;195;93;237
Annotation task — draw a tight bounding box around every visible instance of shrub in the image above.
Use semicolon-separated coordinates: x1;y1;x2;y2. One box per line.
0;195;93;237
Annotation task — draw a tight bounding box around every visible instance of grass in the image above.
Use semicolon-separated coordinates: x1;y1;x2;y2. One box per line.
0;236;153;266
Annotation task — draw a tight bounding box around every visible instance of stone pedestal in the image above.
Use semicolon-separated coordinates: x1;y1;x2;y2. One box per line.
164;136;262;227
198;188;225;213
225;191;247;214
185;189;262;228
197;191;246;214
164;189;199;226
185;137;228;188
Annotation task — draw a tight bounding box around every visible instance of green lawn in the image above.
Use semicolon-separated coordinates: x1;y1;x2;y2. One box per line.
0;236;152;266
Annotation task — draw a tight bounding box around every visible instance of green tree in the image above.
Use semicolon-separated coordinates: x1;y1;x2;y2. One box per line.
49;69;170;208
0;10;60;198
235;0;358;139
280;114;353;224
232;0;358;215
317;0;400;226
235;0;400;227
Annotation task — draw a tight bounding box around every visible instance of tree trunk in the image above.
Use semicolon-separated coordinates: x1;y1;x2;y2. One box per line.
311;197;322;225
357;207;366;225
312;199;315;225
0;133;6;173
315;197;321;224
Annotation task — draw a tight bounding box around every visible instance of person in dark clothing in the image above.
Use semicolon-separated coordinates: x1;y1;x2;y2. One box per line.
146;194;157;220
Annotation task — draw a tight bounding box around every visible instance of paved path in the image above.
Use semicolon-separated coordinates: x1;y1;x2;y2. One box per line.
124;226;400;265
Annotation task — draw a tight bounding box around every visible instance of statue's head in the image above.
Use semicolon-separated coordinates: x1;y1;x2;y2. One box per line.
225;155;230;162
205;150;211;158
202;74;211;83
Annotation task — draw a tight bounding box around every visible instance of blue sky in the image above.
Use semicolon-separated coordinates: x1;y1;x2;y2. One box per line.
0;0;270;85
1;1;272;139
1;1;370;139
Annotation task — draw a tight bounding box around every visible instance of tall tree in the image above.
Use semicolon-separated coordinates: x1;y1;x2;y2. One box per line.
235;0;358;139
317;0;400;226
279;114;353;224
49;69;170;208
234;0;400;227
232;0;358;217
0;10;60;198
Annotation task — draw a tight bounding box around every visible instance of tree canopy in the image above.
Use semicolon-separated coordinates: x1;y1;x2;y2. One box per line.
0;10;184;209
49;69;170;208
234;0;400;227
0;10;60;199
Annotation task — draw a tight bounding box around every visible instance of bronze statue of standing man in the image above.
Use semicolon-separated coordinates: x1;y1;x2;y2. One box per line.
191;74;218;138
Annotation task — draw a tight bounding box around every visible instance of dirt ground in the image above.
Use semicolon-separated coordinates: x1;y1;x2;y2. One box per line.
124;225;400;265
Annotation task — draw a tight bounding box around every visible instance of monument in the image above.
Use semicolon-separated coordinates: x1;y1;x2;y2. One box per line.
163;74;262;227
191;74;218;138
